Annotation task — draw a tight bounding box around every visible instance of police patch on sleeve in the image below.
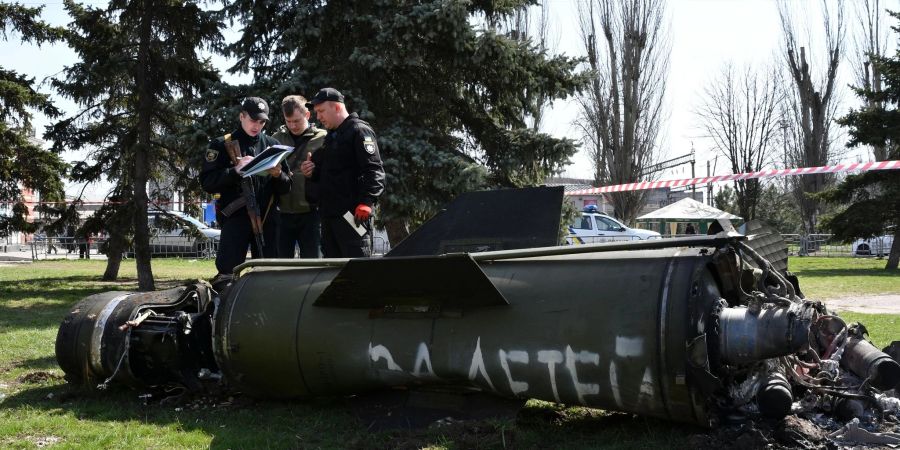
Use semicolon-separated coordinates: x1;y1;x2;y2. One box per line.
206;149;219;162
363;135;376;154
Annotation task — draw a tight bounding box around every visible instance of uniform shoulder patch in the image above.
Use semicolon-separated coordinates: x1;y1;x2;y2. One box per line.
362;134;376;154
206;149;219;162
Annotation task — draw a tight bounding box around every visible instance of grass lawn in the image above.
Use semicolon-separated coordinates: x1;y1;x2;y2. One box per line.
0;257;897;449
789;256;899;300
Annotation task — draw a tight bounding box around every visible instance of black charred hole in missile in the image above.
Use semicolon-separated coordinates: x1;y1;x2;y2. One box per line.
685;335;722;396
785;310;797;346
705;301;725;371
704;262;730;304
691;281;700;298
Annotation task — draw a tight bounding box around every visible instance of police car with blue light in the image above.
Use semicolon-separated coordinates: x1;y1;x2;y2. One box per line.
566;205;661;244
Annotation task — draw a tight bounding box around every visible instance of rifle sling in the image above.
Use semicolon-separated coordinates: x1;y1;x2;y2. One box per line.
220;196;247;217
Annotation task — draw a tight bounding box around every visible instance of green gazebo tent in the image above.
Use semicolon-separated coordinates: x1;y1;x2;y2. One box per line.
636;198;742;235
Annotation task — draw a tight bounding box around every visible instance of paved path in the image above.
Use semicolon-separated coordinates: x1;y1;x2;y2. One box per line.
0;249;106;263
822;294;900;314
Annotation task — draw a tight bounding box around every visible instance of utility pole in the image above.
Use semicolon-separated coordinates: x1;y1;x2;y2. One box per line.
707;160;712;206
690;146;696;198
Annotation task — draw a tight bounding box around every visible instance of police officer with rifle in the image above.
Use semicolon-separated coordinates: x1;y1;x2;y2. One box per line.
201;97;291;282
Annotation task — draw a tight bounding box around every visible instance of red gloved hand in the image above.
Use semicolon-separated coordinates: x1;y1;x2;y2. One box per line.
354;204;372;223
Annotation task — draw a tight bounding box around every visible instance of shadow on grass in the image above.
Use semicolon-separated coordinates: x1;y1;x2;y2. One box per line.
0;356;59;372
0;276;125;332
0;275;203;331
794;268;899;278
0;383;702;449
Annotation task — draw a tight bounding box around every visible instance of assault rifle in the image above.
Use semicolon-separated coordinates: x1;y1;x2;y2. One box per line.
224;138;265;253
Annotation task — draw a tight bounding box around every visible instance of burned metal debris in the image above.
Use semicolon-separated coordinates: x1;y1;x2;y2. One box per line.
54;187;899;440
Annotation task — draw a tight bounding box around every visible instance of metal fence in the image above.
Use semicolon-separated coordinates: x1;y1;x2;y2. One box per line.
779;234;887;258
371;236;391;256
27;236;106;260
24;235;220;261
565;235;641;245
566;233;889;259
280;235;391;257
21;234;391;261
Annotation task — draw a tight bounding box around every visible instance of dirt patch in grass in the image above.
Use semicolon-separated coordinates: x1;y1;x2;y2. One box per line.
27;435;61;448
824;294;900;314
367;420;509;450
0;435;63;448
689;416;828;449
18;371;63;384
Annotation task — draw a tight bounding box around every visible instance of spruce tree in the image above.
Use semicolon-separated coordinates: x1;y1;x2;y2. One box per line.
219;0;586;242
0;3;67;237
48;0;222;288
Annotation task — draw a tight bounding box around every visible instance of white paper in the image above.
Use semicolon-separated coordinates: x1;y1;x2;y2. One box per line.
240;145;294;178
343;211;368;237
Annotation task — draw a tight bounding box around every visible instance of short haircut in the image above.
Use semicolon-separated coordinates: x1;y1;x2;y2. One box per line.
281;95;308;116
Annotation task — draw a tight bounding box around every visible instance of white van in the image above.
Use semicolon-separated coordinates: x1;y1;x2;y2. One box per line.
566;206;661;244
852;234;894;257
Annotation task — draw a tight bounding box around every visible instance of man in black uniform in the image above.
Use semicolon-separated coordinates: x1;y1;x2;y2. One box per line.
300;88;384;258
200;97;291;279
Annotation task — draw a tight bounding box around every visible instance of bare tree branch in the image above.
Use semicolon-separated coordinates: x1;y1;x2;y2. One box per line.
576;0;669;224
777;0;845;233
696;63;784;221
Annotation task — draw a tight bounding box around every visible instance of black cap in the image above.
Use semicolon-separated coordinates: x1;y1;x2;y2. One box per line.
305;88;344;109
241;97;270;121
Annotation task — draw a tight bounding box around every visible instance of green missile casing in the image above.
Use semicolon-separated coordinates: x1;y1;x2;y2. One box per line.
213;247;721;426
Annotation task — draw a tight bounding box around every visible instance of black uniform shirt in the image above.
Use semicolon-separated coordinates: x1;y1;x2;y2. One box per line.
310;113;385;218
200;128;291;213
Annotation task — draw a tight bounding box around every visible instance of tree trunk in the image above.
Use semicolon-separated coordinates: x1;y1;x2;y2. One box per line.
735;179;761;222
609;191;645;225
886;225;900;270
578;0;666;221
102;233;125;281
133;1;155;291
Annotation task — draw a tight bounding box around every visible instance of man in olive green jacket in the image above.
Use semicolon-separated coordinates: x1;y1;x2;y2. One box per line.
272;95;327;258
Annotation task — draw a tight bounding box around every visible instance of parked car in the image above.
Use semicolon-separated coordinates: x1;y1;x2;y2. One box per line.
852;234;894;257
567;206;661;244
140;210;220;257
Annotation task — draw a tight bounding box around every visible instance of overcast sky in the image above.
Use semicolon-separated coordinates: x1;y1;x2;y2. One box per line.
3;0;896;199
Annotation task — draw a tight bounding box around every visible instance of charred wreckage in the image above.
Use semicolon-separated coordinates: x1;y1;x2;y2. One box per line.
55;187;899;434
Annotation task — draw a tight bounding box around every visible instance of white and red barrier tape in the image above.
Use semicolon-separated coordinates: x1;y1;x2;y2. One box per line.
567;160;900;195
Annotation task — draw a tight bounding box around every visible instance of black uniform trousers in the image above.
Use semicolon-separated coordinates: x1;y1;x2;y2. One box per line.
277;211;321;258
215;208;278;274
321;215;368;258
